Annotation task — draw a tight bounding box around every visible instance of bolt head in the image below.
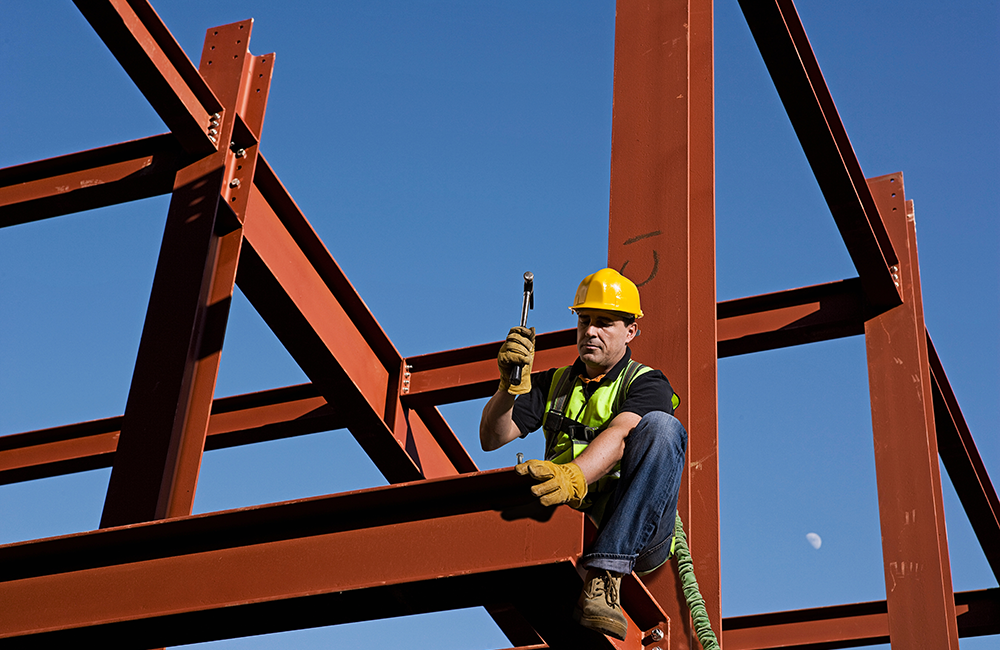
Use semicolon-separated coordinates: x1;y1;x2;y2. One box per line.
229;179;241;188
650;628;665;641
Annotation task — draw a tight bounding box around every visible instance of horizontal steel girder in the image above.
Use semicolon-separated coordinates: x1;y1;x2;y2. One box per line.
722;588;1000;649
0;469;653;649
0;278;869;482
0;133;184;228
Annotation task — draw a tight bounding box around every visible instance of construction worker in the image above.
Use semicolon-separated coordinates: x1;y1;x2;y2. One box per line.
480;268;687;641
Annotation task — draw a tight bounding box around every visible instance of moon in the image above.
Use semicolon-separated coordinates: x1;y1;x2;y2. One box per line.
806;532;822;549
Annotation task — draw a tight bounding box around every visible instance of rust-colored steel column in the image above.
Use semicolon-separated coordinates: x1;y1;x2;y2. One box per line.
101;20;271;526
864;174;960;649
607;0;719;646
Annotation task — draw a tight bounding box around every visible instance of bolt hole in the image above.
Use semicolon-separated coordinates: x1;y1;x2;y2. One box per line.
890;178;896;183
208;60;213;65
214;31;219;35
891;193;896;197
231;197;237;202
211;45;215;50
233;54;238;59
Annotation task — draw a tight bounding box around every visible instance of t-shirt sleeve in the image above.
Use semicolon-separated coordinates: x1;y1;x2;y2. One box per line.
619;369;675;417
510;368;554;437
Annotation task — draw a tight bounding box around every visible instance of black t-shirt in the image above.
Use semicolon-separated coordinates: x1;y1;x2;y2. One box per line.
511;347;675;437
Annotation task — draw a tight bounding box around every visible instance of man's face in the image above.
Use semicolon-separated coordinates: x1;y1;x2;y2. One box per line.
576;309;638;376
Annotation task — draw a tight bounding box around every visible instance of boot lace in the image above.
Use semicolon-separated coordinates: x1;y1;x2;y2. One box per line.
601;571;620;608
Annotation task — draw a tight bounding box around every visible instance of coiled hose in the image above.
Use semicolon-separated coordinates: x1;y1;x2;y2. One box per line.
672;511;720;650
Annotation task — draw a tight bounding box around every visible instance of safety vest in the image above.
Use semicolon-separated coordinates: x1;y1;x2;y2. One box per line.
541;359;656;514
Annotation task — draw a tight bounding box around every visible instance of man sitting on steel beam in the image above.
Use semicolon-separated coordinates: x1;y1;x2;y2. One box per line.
480;268;686;640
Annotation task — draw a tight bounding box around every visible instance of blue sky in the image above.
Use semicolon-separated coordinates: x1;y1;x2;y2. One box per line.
1;1;997;648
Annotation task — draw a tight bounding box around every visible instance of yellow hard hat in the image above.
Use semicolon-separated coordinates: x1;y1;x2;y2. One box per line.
569;268;643;318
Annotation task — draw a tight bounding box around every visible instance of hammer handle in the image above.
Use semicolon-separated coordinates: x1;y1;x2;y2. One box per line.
510;272;534;386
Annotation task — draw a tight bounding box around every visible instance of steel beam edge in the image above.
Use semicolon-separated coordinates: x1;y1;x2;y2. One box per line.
928;333;1000;581
405;278;869;406
73;0;222;155
720;588;1000;650
0;278;871;484
0;470;596;648
245;155;474;479
0;133;183;228
737;0;901;311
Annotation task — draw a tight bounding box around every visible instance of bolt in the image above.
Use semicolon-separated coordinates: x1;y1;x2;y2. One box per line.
650;628;665;641
208;135;217;143
208;128;218;136
229;179;241;188
517;452;524;465
212;112;222;120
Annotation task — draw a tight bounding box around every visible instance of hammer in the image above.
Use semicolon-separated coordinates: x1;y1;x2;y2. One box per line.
509;271;534;387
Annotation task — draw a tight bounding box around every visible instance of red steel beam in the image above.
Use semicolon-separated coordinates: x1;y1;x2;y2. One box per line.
1;469;661;648
404;278;865;407
0;384;338;486
0;470;594;647
239;160;474;481
864;174;960;648
929;335;1000;581
0;279;868;484
100;20;268;527
606;1;720;647
73;0;222;155
737;0;901;311
0;133;183;228
721;588;1000;650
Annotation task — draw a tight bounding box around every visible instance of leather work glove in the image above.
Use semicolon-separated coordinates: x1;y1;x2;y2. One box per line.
497;326;535;395
515;459;588;508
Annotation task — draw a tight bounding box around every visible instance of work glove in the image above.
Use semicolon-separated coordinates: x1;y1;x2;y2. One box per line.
497;326;535;395
516;459;588;508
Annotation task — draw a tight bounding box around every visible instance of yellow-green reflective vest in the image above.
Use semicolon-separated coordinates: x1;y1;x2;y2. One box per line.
541;359;656;516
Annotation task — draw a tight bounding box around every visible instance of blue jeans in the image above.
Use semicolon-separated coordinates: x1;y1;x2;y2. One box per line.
580;411;687;575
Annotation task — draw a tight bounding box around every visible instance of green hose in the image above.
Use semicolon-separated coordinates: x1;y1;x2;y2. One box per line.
672;511;720;650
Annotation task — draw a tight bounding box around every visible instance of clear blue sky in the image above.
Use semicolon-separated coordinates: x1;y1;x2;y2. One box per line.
1;1;997;648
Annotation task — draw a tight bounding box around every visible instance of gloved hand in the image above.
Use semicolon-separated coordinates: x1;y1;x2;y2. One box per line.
497;326;535;395
515;459;588;508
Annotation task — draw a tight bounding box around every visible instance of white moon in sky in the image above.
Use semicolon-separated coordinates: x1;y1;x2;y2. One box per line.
806;532;822;549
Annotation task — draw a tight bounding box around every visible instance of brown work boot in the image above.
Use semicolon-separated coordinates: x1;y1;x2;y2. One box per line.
573;569;627;640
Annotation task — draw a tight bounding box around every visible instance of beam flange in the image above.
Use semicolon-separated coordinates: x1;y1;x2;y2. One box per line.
929;335;1000;581
0;134;182;227
721;588;1000;649
73;0;222;155
738;0;901;311
0;470;586;647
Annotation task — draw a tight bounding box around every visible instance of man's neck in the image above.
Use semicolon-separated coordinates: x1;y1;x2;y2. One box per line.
582;349;627;379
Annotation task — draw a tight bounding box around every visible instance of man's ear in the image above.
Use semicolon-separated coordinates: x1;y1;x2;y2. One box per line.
625;321;639;343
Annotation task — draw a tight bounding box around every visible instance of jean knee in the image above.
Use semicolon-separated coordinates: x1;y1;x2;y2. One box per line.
635;411;687;454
